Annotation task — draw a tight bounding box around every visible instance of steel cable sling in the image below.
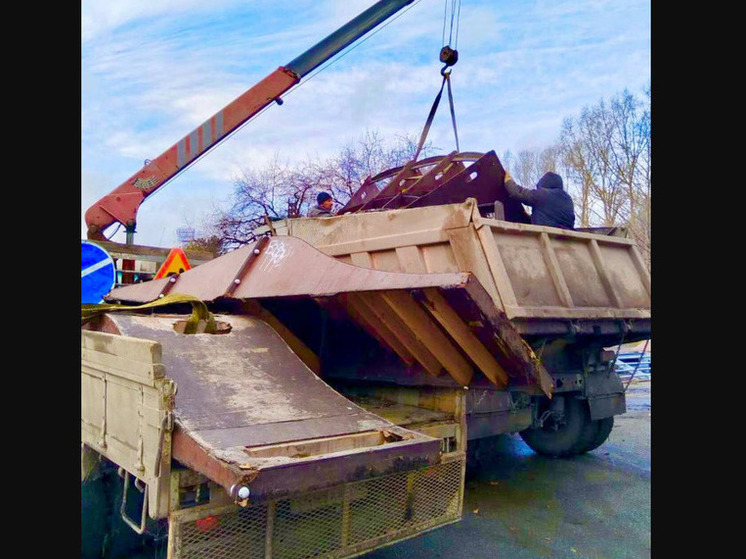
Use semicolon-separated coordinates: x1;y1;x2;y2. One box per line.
413;0;462;161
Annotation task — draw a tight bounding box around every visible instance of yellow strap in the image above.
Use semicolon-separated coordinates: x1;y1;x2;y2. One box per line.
81;293;217;334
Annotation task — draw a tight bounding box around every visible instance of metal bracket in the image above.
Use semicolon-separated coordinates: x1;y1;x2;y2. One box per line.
229;483;251;507
155;411;173;477
120;469;149;535
157;273;180;299
224;236;270;297
536;395;566;428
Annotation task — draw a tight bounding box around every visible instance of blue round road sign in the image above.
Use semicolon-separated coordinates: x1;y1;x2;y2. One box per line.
81;241;116;304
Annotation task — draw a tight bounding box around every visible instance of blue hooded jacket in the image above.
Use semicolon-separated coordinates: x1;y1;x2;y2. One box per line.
504;172;575;229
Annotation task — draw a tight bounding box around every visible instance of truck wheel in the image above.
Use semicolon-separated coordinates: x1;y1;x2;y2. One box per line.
576;416;614;453
519;397;590;457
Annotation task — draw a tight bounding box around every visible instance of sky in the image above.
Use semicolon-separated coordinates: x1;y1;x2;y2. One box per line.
81;0;650;248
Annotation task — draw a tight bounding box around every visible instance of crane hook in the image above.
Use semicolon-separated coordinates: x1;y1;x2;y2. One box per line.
439;45;458;76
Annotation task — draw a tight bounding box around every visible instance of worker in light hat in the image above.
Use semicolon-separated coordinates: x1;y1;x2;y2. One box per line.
503;170;575;230
307;192;335;217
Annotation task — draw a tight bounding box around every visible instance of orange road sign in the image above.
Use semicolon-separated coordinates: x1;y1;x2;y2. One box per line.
154;248;192;279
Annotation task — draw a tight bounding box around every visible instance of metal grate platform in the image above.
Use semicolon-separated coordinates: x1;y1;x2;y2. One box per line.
169;458;464;559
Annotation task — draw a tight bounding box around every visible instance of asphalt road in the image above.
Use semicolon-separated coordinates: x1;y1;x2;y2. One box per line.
365;381;652;559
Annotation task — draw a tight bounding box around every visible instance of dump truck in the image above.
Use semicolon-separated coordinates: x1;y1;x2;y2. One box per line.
81;2;651;558
255;149;651;458
82;179;650;559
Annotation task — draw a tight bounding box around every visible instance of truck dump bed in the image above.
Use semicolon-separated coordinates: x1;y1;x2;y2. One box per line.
267;199;651;342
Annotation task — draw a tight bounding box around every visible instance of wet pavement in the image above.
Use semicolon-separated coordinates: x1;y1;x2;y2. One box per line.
365;381;651;559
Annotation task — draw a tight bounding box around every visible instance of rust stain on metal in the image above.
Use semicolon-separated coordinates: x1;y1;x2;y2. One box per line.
172;425;259;495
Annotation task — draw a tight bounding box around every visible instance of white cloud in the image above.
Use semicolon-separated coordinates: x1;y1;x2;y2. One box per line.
81;0;247;42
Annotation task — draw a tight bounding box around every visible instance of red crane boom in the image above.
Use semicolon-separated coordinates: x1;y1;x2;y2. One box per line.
85;0;414;241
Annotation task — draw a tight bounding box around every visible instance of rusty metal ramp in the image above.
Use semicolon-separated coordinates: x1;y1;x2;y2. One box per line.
102;312;442;503
104;236;552;396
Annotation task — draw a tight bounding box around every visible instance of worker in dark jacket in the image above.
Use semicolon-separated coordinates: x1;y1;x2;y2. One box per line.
308;192;335;217
503;170;575;229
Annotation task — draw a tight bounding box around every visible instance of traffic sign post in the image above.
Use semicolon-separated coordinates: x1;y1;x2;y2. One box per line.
81;241;116;304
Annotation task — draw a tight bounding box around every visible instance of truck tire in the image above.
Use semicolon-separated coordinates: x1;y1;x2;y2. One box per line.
575;415;614;454
519;397;591;457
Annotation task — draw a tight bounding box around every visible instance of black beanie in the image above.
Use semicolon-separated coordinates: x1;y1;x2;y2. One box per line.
536;172;563;190
317;192;332;204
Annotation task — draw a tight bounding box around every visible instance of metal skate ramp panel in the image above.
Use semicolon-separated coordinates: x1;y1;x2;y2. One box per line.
103;312;441;503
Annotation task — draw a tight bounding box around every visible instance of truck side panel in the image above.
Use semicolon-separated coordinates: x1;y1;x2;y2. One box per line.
478;218;651;319
81;330;176;519
279;200;651;326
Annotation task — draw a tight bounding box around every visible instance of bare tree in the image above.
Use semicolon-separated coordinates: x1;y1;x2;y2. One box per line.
514;149;540;187
319;130;428;204
558;117;595;227
500;149;514;173
558;86;651;268
212;154;301;248
559;102;622;226
612;85;651;268
539;145;559;174
207;130;434;250
499;146;558;182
